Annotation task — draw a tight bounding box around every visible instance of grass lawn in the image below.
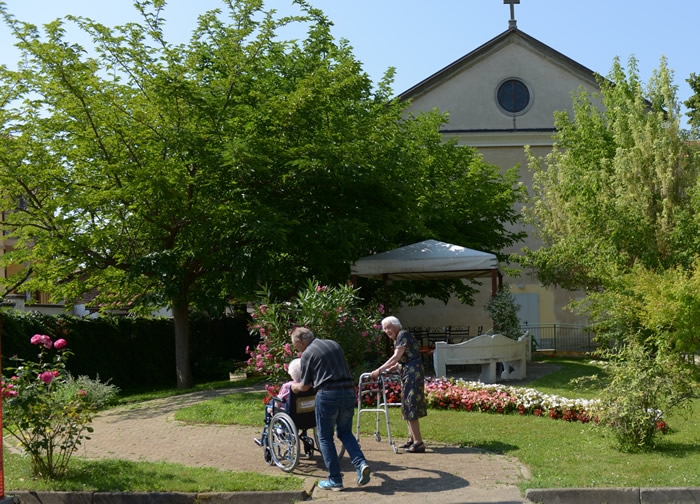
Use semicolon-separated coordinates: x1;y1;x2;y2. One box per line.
4;357;699;493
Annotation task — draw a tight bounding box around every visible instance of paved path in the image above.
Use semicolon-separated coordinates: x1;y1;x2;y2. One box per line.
73;385;532;503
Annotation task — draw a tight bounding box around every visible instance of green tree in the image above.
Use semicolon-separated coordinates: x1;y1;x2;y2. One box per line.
0;0;524;388
522;56;700;449
685;72;700;137
485;285;521;340
523;56;698;292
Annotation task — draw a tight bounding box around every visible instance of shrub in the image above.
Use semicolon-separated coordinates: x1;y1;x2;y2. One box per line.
485;285;522;339
2;334;108;478
59;374;120;410
245;280;384;384
593;341;695;451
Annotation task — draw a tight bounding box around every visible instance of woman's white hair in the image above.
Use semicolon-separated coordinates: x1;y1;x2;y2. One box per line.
287;358;302;382
381;316;402;330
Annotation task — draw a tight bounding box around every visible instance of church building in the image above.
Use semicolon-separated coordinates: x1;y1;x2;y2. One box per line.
393;1;600;345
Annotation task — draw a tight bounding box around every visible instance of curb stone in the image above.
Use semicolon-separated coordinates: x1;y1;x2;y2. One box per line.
3;491;311;504
525;487;700;504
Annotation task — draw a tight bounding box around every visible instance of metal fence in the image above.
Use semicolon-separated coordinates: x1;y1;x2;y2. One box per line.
522;324;596;353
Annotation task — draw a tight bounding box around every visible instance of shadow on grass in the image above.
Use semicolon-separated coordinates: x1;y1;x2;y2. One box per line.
652;439;700;458
459;440;520;455
530;358;607;395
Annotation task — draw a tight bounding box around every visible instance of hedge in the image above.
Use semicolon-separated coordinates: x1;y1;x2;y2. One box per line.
0;310;257;390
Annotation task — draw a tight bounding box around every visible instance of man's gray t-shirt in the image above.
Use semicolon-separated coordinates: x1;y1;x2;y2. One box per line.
299;338;353;390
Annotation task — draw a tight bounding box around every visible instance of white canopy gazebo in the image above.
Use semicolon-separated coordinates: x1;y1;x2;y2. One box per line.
350;239;501;296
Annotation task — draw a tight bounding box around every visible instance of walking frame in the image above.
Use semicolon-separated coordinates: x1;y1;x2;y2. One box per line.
355;372;400;454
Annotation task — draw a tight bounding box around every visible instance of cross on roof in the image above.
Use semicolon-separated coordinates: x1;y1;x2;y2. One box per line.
504;0;520;29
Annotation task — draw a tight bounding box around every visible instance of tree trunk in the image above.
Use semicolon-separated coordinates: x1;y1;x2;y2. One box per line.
172;303;193;389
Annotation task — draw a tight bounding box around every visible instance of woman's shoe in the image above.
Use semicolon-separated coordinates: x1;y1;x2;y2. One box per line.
405;441;425;453
399;439;414;449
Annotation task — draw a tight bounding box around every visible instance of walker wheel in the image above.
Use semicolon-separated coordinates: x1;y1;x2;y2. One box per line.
393;445;399;454
374;433;381;442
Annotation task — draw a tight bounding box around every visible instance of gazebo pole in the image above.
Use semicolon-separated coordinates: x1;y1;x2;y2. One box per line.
382;274;392;355
491;269;499;297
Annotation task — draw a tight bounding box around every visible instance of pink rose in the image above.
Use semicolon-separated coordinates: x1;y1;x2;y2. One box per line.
39;371;58;384
53;338;67;349
30;334;44;345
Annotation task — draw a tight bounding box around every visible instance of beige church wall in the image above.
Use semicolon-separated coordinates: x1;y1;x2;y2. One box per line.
394;286;495;331
477;143;549;253
406;43;598;132
394;280;584;331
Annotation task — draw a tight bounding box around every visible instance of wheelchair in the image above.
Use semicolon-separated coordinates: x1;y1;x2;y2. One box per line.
255;388;345;472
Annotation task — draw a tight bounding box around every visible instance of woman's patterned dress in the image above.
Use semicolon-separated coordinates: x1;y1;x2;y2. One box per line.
396;329;427;420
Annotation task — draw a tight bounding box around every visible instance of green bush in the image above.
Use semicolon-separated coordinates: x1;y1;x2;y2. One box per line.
245;280;384;384
2;334;97;478
594;341;695;452
58;374;120;409
485;285;522;339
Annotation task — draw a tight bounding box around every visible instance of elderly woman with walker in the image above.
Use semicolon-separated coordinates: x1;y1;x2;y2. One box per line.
370;315;427;453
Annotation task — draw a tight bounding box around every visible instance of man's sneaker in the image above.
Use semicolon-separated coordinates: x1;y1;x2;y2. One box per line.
318;479;344;492
357;462;371;486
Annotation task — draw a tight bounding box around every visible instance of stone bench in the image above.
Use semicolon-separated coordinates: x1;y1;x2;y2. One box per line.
433;333;530;383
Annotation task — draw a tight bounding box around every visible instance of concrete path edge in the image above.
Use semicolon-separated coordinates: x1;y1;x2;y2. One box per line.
525;486;700;504
2;490;310;504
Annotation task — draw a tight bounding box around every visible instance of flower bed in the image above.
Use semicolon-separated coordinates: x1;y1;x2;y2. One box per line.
423;377;597;423
265;376;599;424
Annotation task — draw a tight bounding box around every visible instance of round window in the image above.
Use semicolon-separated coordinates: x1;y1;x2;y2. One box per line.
496;79;531;115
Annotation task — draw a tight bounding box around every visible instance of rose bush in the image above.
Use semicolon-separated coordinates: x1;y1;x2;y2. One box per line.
246;280;384;384
1;333;116;478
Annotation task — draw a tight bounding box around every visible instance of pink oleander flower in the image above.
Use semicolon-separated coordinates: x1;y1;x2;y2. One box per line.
78;389;87;396
53;338;67;349
379;304;385;314
259;304;268;314
316;285;327;292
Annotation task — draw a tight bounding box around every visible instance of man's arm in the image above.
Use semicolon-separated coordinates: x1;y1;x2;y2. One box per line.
291;382;312;393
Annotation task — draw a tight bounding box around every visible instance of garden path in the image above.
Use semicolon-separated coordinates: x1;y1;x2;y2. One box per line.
69;361;561;502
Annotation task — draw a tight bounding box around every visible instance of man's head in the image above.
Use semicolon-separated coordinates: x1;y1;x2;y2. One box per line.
291;326;315;353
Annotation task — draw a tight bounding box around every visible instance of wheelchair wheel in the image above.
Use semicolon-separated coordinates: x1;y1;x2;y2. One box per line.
267;412;299;472
313;428;346;460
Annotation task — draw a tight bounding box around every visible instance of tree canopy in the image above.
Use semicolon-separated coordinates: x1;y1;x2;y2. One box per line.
523;56;699;293
0;0;524;387
522;55;700;356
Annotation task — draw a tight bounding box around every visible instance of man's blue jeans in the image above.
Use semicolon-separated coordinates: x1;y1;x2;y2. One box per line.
315;388;367;484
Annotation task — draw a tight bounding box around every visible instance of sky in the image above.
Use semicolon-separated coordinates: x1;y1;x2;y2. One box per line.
0;0;696;124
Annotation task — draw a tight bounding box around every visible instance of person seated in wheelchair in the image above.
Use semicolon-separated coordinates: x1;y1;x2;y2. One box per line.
266;358;302;418
256;358;303;446
255;358;318;462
